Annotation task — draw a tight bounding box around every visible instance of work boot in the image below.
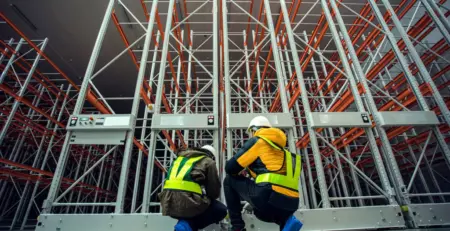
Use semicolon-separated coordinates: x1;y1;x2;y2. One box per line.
174;220;193;231
242;202;253;213
281;215;303;231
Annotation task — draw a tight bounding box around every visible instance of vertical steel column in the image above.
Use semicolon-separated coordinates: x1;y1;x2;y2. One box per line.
327;164;339;207
244;31;254;113
0;38;49;144
409;129;446;203
377;0;450;129
332;167;344;207
219;39;226;189
66;155;83;214
141;0;169;213
367;0;450;170
0;39;23;84
185;31;194;145
194;98;199;144
8;86;44;227
277;35;309;208
402;134;434;203
42;0;116;214
20;84;70;228
29;87;51;171
284;34;317;208
92;155;105;213
361;34;390;88
162;145;169;184
308;32;355;207
0;84;43;201
262;0;305;208
131;31;161;213
252;31;265;110
131;137;144;212
323;0;397;204
277;0;331;207
222;0;234;165
363;167;374;206
115;0;159;213
237;76;242;113
173;30;184;147
0;38;14;64
212;0;219;173
425;0;450;37
10;85;46;165
420;0;450;45
10;85;62;230
10;134;26;162
103;149;116;213
0;187;14;218
76;148;92;213
97;154;109;213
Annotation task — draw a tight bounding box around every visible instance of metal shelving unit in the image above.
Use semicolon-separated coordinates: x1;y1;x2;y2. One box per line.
0;0;449;230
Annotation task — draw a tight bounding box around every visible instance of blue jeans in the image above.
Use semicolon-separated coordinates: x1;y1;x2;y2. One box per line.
172;200;227;230
224;174;295;230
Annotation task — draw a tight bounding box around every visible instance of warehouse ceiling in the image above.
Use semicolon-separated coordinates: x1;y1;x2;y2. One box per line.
0;0;401;113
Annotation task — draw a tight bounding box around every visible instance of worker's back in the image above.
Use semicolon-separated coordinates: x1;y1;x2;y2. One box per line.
224;116;303;231
158;148;220;218
226;127;300;211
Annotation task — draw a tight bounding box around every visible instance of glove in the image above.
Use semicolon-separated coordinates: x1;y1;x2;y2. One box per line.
238;169;250;178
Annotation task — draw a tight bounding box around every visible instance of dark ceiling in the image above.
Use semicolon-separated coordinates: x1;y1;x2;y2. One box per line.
1;0;397;113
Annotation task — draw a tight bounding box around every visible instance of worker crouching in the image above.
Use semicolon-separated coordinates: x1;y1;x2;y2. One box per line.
224;116;303;231
159;145;227;231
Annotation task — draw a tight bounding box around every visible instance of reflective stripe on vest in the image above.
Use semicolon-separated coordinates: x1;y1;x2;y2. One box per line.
163;155;205;194
255;136;301;191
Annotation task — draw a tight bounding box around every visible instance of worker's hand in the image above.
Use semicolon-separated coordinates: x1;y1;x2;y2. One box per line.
238;169;249;177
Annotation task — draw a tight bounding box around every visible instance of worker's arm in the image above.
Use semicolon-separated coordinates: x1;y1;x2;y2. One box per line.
225;137;260;175
204;160;221;199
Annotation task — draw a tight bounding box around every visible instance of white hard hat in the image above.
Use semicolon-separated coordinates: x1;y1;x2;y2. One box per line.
201;145;217;160
247;116;272;132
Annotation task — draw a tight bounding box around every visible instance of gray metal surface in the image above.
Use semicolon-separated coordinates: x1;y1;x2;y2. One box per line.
66;114;134;144
309;112;371;128
151;114;218;130
409;203;450;227
35;206;406;231
3;0;450;228
377;111;440;127
65;114;133;145
226;113;294;129
68;131;127;145
35;214;221;231
66;114;134;130
294;206;405;230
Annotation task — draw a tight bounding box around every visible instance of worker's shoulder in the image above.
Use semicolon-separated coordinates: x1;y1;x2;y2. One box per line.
243;136;261;146
251;136;272;147
237;137;263;153
195;155;216;169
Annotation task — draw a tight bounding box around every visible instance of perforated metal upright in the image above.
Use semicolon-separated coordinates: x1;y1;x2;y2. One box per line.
16;0;450;230
0;13;90;229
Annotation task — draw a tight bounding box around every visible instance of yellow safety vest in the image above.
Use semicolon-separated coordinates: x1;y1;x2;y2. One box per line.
163;156;206;194
255;136;301;191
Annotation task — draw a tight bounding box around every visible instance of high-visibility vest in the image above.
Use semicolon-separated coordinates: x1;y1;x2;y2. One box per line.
255;136;301;191
163;155;206;194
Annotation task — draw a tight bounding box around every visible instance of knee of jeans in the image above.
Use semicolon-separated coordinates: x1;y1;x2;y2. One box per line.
254;210;273;223
218;206;228;219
